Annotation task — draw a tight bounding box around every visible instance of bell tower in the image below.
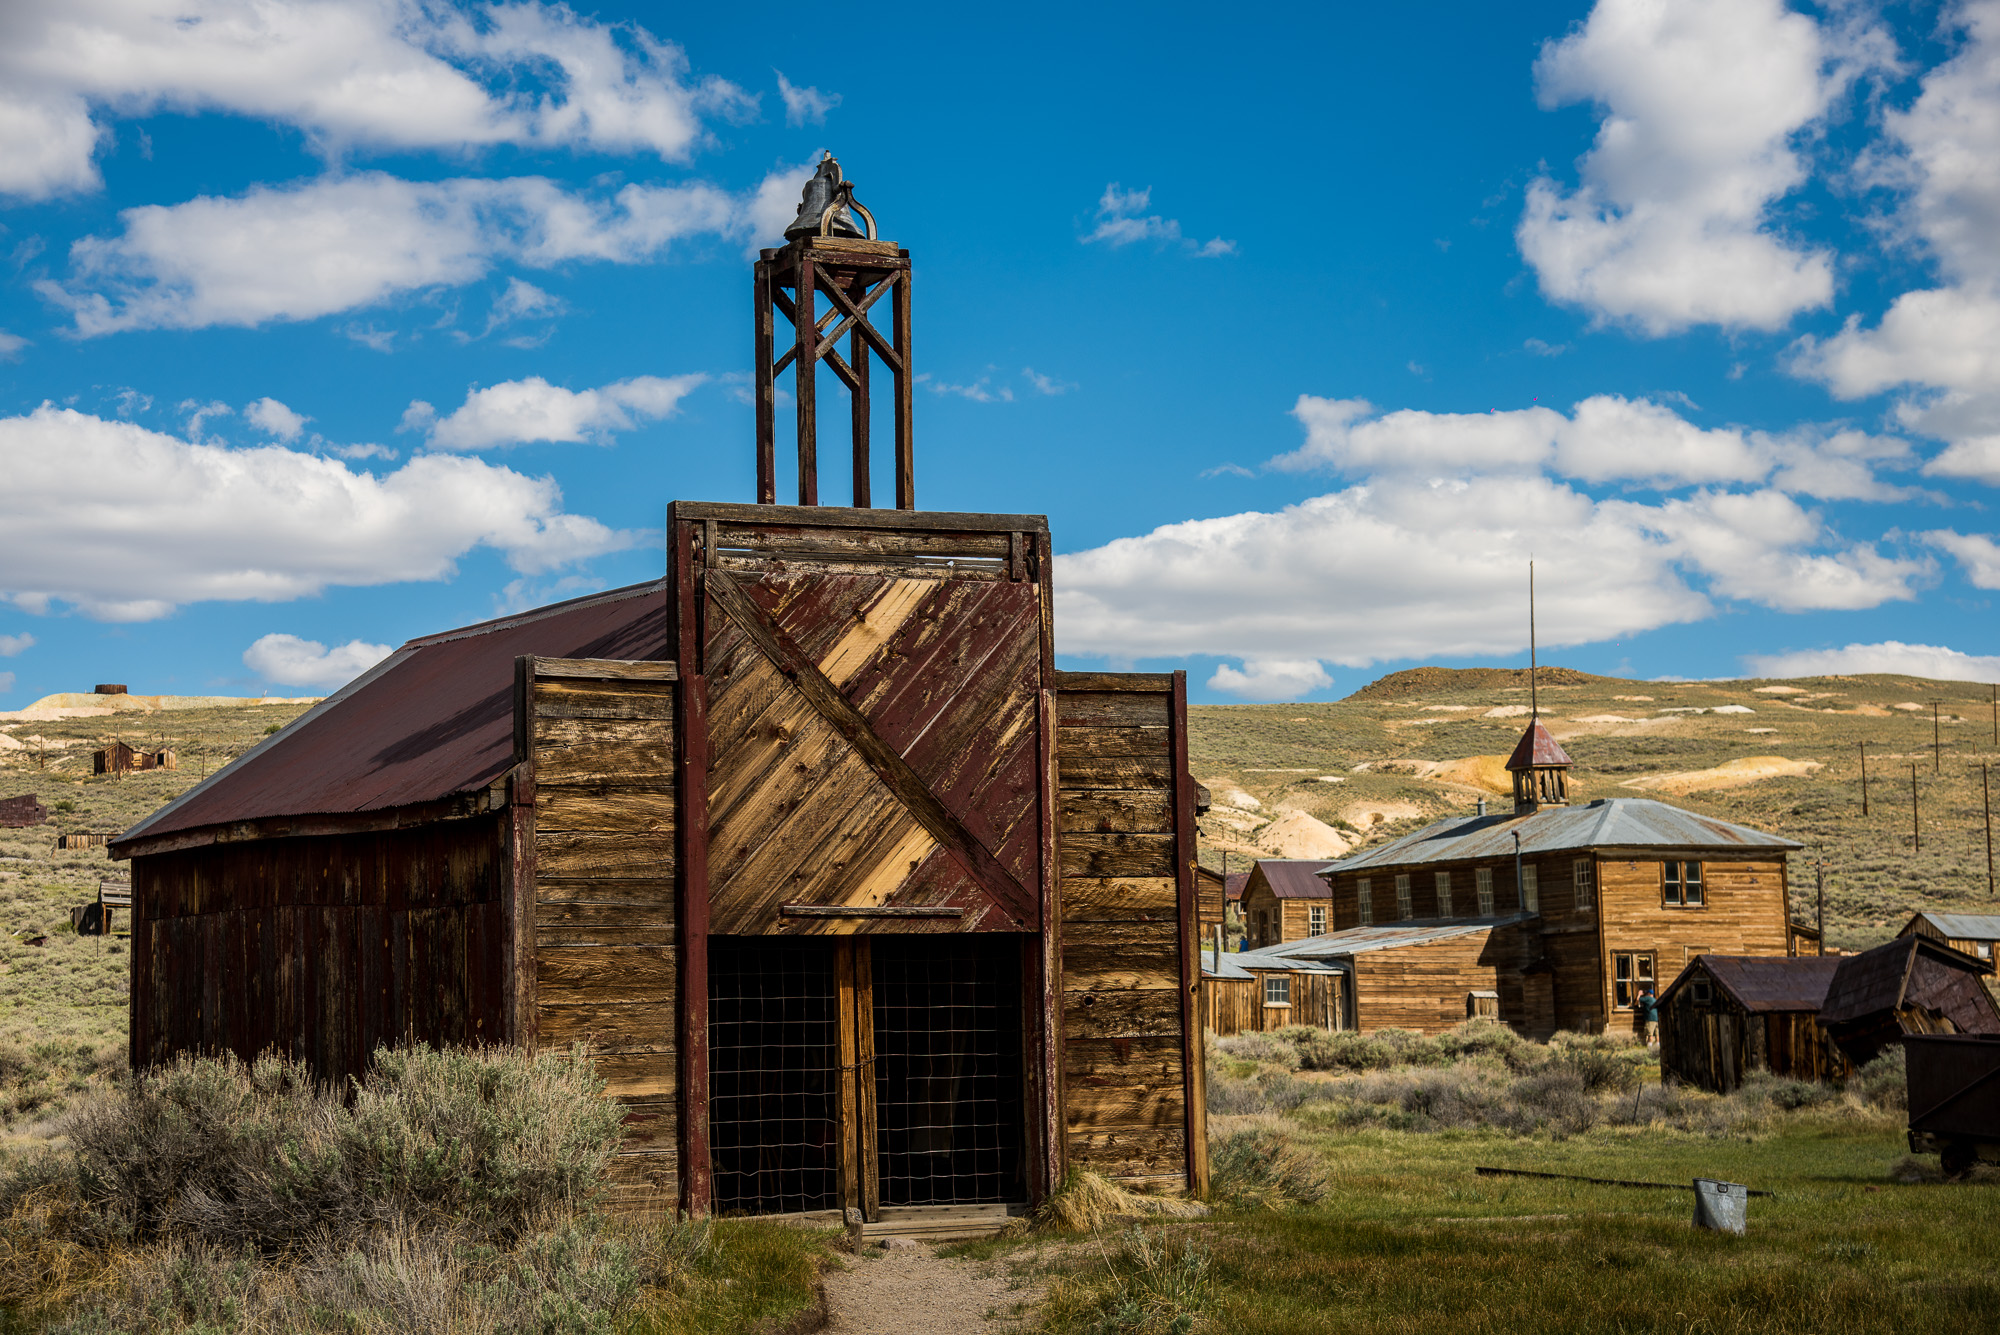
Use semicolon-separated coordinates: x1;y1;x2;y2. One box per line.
753;154;913;509
1505;718;1574;814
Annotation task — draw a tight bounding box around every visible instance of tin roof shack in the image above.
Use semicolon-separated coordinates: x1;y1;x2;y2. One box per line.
111;162;1205;1226
1199;950;1345;1037
1320;725;1798;1040
1657;955;1850;1093
1899;912;2000;971
1819;936;2000;1066
1226;919;1521;1035
94;741;176;775
1238;859;1335;948
0;794;47;828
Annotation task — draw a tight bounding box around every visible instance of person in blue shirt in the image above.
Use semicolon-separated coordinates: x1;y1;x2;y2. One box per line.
1636;987;1659;1045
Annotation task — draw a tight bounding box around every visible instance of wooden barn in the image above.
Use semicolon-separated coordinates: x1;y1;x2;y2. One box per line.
1657;954;1850;1092
1818;936;2000;1066
1317;718;1800;1038
1899;912;2000;972
109;159;1206;1225
1237;858;1335;947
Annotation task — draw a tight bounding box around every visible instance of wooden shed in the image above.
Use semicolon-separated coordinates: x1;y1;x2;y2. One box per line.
110;165;1204;1225
94;741;175;776
1899;912;2000;972
1210;919;1515;1036
1819;936;2000;1066
1237;859;1334;948
1657;954;1850;1092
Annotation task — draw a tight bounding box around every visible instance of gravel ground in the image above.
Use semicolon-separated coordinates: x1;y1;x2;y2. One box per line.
823;1240;1044;1334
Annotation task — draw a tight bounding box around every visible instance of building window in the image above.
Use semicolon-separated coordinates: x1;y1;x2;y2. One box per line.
1979;942;1993;960
1663;861;1705;907
1612;952;1656;1010
1435;870;1453;917
1573;858;1594;911
1395;874;1412;920
1309;905;1326;935
1357;878;1373;926
1264;973;1291;1006
1691;979;1713;1006
1520;864;1539;914
1255;910;1271;946
1476;867;1494;916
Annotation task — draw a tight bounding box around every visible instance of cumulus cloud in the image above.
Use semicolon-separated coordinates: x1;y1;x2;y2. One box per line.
1274;393;1914;499
0;0;753;201
1207;659;1333;703
1083;185;1235;257
243;633;393;689
775;72;839;126
410;372;704;450
1923;529;2000;588
0;405;637;620
0;633;33;656
38;172;746;334
1517;0;1880;334
1743;641;2000;683
245;396;308;441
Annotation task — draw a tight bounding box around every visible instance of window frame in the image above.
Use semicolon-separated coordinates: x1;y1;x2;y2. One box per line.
1663;860;1706;908
1308;904;1326;936
1434;870;1453;917
1395;873;1412;920
1263;973;1291;1007
1520;863;1539;914
1573;858;1594;911
1475;866;1494;916
1357;877;1373;926
1612;951;1656;1010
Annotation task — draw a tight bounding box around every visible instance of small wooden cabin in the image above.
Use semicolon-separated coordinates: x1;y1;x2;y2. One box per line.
1819;936;2000;1066
1200;952;1345;1037
1657;955;1849;1092
1899;912;2000;972
1318;720;1798;1038
1237;859;1335;947
1211;919;1514;1036
94;742;175;775
111;171;1204;1225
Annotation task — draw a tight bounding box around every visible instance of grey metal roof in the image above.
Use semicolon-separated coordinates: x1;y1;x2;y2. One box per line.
1199;953;1256;980
1233;915;1530;967
1320;798;1800;875
1905;912;2000;941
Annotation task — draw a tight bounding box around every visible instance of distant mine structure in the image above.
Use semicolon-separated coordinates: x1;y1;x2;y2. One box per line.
0;794;47;828
112;157;1206;1229
93;741;176;776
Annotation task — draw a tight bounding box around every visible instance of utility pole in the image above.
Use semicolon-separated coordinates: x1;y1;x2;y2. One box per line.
1911;762;1920;853
1815;859;1826;957
1984;762;1994;899
1992;683;1997;746
1859;741;1871;816
1931;700;1943;774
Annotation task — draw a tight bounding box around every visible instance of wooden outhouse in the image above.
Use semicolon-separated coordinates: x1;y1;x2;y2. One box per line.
1819;936;2000;1066
1657;954;1849;1092
110;160;1205;1224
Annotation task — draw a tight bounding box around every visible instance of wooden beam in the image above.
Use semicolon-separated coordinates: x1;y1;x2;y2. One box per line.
677;670;711;1216
894;263;913;510
837;939;860;1217
754;260;775;505
525;658;679;682
814;270;903;371
669;500;1048;535
793;254;818;506
851;289;871;509
855;941;879;1222
1169;669;1205;1194
704;571;1037;926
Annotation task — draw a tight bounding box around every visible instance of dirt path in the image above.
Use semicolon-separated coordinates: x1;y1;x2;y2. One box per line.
822;1239;1045;1334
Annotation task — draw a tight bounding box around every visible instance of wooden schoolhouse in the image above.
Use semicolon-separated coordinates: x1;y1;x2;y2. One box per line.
110;158;1206;1228
1312;717;1800;1038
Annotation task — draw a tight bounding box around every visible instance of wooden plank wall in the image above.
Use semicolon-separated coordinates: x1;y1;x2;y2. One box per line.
129;817;508;1080
1201;972;1344;1036
522;657;680;1213
1350;934;1501;1035
1596;856;1788;1026
1659;986;1853;1092
1054;673;1196;1192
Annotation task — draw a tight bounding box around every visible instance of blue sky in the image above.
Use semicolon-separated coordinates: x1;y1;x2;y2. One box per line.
2;0;1998;706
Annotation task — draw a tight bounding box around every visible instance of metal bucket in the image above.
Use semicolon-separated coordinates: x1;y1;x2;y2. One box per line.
1692;1178;1747;1234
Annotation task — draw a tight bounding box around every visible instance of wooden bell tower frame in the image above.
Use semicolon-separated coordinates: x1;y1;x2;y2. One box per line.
753;216;914;509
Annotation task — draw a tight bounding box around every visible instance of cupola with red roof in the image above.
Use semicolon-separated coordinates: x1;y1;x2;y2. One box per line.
1505;716;1573;814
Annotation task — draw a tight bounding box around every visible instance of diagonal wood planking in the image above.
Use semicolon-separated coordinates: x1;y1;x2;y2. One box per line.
703;570;1043;934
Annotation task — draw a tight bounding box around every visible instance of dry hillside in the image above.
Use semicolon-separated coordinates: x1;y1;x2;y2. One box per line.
1192;667;1999;952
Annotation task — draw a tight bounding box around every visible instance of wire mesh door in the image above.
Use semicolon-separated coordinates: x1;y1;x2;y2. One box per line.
707;937;841;1215
870;935;1027;1207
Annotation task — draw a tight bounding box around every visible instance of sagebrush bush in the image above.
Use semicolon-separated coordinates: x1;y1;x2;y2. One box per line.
1208;1127;1328;1209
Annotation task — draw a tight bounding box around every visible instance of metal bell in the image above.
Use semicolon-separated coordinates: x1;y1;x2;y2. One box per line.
784;155;868;241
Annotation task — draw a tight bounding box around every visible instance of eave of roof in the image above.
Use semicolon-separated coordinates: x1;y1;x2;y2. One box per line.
1319;798;1800;875
1505;717;1573;771
1235;914;1530;965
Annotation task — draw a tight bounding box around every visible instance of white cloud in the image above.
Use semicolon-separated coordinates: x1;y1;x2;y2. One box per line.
415;373;705;450
0;330;27;358
0;0;753;201
1022;367;1073;396
243;633;392;689
1206;659;1333;702
775;72;839;126
1516;0;1879;334
245;396;308;442
1923;529;2000;588
0;633;33;656
39;171;744;334
1083;184;1234;257
0;404;637;619
1743;641;2000;683
741;157;819;252
1523;337;1568;357
922;374;1012;404
1274;393;1906;497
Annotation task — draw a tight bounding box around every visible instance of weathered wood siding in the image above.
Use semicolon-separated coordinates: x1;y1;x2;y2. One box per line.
1596;856;1788;1026
1055;673;1200;1192
1659;969;1852;1093
1351;933;1502;1035
521;658;679;1213
1201;971;1344;1036
130;815;509;1080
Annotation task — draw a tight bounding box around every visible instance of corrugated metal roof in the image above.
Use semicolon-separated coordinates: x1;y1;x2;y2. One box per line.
1200;953;1256;980
1906;912;2000;941
1505;718;1572;771
1235;915;1527;965
1255;859;1337;899
1662;955;1841;1012
114;581;669;852
1321;798;1800;874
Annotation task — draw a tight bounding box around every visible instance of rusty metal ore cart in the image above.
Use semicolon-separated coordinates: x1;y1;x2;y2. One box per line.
111;157;1207;1228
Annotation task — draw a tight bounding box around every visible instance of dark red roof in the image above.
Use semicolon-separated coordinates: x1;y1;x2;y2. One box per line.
1821;936;1997;1027
1505;717;1573;772
1665;955;1841;1012
114;582;669;854
1256;859;1335;899
1225;872;1249;901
